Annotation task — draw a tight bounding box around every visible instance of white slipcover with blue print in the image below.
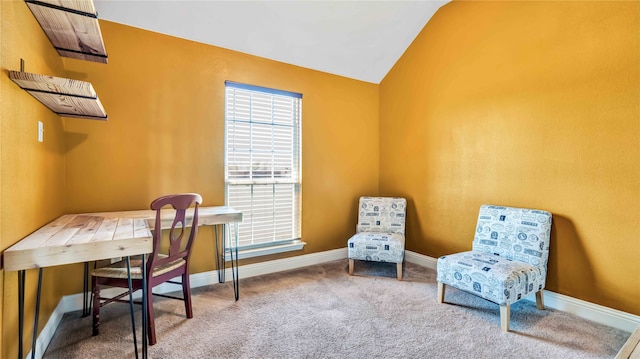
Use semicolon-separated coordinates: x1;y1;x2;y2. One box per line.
348;197;407;264
437;205;553;307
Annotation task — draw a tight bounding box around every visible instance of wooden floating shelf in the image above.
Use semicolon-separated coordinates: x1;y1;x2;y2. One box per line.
9;70;108;120
25;0;108;63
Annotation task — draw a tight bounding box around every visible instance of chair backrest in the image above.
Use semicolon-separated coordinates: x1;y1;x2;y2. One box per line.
146;193;203;275
356;196;407;235
472;204;552;267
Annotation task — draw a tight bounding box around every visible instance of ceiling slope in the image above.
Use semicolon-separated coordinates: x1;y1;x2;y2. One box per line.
94;0;448;84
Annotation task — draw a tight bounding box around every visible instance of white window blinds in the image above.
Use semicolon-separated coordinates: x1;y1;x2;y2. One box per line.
225;81;302;249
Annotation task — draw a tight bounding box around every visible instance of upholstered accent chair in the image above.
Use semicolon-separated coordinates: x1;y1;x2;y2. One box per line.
348;197;407;280
437;204;553;332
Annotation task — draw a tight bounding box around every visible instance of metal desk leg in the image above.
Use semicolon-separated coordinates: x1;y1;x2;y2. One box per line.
82;262;97;317
141;253;148;359
124;254;147;359
214;225;224;283
18;270;25;359
125;257;139;359
214;223;240;300
228;222;240;301
82;262;90;317
30;268;43;359
19;269;43;359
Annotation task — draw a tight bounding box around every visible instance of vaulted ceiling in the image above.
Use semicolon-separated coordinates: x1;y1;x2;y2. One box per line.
94;1;449;84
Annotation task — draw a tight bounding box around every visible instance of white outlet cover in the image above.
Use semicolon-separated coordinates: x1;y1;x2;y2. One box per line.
38;121;44;142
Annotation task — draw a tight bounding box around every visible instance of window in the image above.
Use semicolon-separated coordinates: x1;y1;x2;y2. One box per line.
224;81;303;258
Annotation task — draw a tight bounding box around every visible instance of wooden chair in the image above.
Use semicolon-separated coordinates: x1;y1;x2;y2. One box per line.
92;193;202;345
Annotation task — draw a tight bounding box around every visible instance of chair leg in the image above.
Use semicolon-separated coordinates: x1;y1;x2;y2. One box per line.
500;304;510;332
92;277;100;336
183;272;193;318
396;262;403;281
147;285;157;346
348;259;354;275
535;290;545;310
437;282;445;303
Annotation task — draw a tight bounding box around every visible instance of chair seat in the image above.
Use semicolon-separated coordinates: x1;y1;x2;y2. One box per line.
91;254;186;280
348;231;405;264
437;251;545;306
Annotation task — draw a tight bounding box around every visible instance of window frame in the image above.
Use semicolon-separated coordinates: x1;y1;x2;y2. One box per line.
224;81;304;259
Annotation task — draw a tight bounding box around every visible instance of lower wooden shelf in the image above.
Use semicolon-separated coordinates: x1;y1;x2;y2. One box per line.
9;70;108;120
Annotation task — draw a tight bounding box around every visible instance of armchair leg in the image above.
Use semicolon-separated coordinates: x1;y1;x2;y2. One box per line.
437;282;445;303
396;262;403;281
348;259;354;276
500;304;510;332
535;290;545;310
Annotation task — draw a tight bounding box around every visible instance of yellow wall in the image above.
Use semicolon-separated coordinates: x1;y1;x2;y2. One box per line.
61;21;379;283
380;1;640;315
1;1;68;357
1;6;378;357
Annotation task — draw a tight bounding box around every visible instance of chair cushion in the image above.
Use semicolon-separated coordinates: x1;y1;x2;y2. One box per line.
472;205;552;267
348;232;405;264
91;254;186;280
356;197;407;235
437;251;546;306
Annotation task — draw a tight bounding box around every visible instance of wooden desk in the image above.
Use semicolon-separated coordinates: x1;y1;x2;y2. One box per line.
86;206;243;293
3;206;242;359
4;213;153;359
87;206;242;228
4;214;153;271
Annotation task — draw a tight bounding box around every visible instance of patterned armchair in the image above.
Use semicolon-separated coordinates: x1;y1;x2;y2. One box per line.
436;204;553;332
348;197;407;280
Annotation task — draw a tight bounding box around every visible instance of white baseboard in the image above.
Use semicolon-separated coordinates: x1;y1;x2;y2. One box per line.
61;247;349;308
33;248;639;357
219;247;348;281
405;250;438;269
534;290;640;333
26;297;67;359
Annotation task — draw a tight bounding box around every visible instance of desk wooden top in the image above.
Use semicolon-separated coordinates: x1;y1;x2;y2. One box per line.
4;214;152;271
88;206;242;228
3;206;242;272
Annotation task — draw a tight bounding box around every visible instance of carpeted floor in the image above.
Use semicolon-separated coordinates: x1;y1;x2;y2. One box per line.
44;260;631;358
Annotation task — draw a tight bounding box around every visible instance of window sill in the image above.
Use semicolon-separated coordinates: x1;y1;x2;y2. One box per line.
225;240;306;260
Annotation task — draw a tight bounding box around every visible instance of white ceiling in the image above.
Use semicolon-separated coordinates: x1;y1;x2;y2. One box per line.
93;1;449;84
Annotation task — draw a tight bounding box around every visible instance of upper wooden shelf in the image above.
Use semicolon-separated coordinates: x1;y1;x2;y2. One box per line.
9;70;108;120
25;0;108;63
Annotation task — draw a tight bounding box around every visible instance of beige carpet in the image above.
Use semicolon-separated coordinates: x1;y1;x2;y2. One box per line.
45;260;630;358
